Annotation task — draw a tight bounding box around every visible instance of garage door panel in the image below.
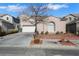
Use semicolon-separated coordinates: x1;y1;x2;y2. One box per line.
22;26;35;32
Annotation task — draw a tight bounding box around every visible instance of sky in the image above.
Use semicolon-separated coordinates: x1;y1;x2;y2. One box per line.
0;3;79;17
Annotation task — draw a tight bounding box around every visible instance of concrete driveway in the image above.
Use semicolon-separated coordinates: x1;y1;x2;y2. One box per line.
0;32;33;47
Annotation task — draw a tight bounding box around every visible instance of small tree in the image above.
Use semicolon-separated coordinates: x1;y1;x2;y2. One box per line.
20;4;48;38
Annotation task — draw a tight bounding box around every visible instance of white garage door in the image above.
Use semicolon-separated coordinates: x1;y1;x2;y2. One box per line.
22;26;35;32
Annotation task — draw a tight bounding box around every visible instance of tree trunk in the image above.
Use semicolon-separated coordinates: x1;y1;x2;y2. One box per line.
43;22;44;33
34;17;37;39
35;21;37;34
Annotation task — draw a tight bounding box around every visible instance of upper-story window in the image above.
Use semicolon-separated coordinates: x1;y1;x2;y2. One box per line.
6;17;9;20
69;17;71;21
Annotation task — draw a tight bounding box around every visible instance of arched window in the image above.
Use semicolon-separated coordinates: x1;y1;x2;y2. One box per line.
6;17;9;20
47;22;55;33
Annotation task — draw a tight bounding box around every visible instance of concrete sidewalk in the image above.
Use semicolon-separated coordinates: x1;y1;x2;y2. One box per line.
29;40;79;50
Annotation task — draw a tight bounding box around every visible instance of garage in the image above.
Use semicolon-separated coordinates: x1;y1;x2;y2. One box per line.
22;26;35;32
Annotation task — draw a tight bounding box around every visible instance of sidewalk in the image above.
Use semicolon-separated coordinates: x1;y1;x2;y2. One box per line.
29;40;79;50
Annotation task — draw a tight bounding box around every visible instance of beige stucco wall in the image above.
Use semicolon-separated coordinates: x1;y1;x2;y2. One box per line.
37;16;66;33
20;15;66;33
19;15;34;27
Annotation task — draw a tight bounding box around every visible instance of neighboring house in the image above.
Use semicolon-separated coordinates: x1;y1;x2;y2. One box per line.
0;14;13;24
0;14;19;33
62;14;79;35
0;19;15;33
19;14;66;33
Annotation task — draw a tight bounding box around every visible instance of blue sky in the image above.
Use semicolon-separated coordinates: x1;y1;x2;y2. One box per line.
0;3;79;17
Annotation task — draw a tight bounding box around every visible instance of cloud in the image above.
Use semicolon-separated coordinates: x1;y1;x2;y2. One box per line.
0;6;7;9
0;4;27;12
7;5;27;12
0;4;69;12
47;4;69;10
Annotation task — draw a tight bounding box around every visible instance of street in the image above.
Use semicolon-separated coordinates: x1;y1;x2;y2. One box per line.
0;32;79;56
0;47;79;56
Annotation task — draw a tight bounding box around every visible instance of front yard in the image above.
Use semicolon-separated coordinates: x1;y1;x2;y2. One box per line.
30;32;79;47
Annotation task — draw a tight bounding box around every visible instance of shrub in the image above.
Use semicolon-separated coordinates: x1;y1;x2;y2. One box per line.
0;31;6;36
76;31;79;35
7;29;18;34
41;31;44;35
60;31;63;34
0;27;7;36
45;31;49;35
56;31;60;34
36;31;39;35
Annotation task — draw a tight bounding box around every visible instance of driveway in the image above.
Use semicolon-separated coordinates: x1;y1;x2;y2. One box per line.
0;32;33;47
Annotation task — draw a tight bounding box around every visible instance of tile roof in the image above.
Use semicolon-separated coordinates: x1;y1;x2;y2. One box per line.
71;14;79;17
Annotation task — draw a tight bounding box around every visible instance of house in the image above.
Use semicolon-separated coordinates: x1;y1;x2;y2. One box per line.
19;14;35;32
19;14;66;33
0;14;20;33
37;16;66;33
0;14;14;23
62;14;79;35
12;17;20;32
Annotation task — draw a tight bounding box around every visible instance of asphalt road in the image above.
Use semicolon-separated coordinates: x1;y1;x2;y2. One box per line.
0;47;79;56
0;32;79;56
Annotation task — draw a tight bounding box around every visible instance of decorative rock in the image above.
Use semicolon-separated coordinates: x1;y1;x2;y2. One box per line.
30;39;42;45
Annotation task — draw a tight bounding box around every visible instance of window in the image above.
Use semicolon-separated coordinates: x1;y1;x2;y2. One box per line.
47;22;55;33
6;17;9;20
69;17;71;21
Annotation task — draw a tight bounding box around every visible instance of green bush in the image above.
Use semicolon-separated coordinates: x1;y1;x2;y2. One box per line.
45;31;49;35
0;27;7;36
56;31;60;34
7;29;18;34
41;31;44;35
0;31;6;36
60;31;63;34
76;31;79;35
0;28;19;36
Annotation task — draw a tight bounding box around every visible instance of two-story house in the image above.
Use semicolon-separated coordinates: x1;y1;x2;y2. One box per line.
0;14;20;33
62;14;79;35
